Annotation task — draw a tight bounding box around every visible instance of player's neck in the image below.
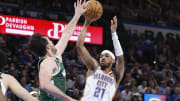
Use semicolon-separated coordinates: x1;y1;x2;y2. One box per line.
46;52;56;57
102;66;111;74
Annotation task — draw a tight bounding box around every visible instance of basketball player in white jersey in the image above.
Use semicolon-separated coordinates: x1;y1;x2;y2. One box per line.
0;72;38;101
0;51;37;101
76;16;125;101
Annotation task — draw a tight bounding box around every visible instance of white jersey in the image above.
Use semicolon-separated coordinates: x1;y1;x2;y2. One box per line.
81;66;117;101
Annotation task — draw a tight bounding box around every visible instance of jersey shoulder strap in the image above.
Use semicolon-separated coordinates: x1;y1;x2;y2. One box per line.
0;72;2;79
37;56;47;70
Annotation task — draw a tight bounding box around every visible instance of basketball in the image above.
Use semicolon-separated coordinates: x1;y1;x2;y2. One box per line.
83;0;103;22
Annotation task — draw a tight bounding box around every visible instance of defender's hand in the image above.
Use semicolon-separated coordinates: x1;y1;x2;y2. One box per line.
111;16;118;33
74;0;87;17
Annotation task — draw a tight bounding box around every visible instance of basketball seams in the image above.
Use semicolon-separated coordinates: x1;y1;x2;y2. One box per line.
94;2;98;18
83;0;103;21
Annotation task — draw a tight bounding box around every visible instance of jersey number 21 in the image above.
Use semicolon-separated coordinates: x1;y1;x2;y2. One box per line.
94;87;105;99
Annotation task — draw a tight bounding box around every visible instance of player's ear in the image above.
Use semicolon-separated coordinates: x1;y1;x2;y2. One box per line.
46;44;51;50
112;58;115;63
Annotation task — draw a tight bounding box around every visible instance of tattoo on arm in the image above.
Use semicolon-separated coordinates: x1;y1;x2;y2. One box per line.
115;56;125;86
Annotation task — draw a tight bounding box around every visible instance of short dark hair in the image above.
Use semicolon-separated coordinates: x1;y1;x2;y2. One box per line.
28;33;48;57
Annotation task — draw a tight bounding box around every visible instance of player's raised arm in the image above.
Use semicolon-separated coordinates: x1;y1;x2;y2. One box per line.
111;16;125;86
55;0;87;57
76;20;98;74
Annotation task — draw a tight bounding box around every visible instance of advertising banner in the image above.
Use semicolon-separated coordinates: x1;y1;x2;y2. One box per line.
0;15;103;45
123;22;180;39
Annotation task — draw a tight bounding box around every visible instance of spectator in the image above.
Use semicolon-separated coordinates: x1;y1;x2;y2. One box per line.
174;54;180;68
131;95;139;101
165;86;172;101
160;81;167;94
113;90;121;101
155;86;161;94
131;62;142;83
66;72;75;90
20;76;32;92
131;85;142;100
152;64;160;75
165;71;175;84
73;75;84;91
148;81;156;94
135;50;144;64
137;81;147;94
123;72;135;85
71;67;79;80
79;67;87;86
174;70;180;83
162;63;173;77
141;39;156;64
31;77;39;92
171;87;180;101
120;84;132;101
72;88;80;100
19;49;32;64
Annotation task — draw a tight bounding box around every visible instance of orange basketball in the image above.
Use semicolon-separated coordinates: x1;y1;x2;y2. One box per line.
83;0;103;21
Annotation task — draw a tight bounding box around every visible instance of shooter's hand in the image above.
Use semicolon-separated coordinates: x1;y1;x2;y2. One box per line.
111;16;118;33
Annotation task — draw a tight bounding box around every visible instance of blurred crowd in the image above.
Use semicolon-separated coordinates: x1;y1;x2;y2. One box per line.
120;0;180;27
0;0;180;101
0;0;180;28
0;30;180;101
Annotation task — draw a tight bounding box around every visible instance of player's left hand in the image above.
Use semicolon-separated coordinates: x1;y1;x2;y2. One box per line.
85;19;93;26
74;0;87;17
110;16;118;33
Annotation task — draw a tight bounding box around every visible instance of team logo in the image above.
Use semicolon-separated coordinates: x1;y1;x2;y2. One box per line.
47;23;65;39
109;73;113;77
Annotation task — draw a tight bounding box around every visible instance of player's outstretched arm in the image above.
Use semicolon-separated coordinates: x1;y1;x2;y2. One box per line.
39;58;77;101
111;16;125;86
55;0;87;57
3;74;37;101
76;20;98;74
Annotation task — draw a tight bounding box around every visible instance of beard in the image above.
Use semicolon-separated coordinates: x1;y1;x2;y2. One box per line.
100;62;111;70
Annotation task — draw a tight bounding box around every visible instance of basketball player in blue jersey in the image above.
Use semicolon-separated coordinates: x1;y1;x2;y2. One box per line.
76;16;125;101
